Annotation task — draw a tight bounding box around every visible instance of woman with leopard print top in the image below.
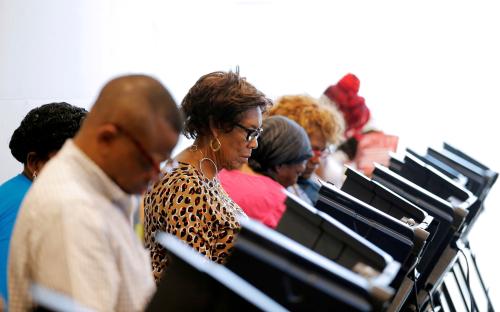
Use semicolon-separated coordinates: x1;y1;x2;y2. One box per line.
143;69;271;282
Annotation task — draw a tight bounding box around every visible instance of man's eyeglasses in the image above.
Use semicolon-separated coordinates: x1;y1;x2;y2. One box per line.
235;123;263;142
112;123;161;176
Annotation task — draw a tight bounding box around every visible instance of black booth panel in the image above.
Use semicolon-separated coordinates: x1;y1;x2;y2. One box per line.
226;228;375;312
370;196;395;217
341;178;376;204
371;165;463;291
369;178;450;274
343;179;394;217
277;209;384;272
317;183;416;240
312;231;371;270
315;198;412;266
148;253;262;312
427;148;486;197
277;194;391;274
147;234;290;312
341;168;431;225
227;247;371;312
390;153;482;233
443;142;492;172
426;146;498;221
398;153;472;203
318;238;374;272
276;205;322;249
340;167;436;270
406;148;465;181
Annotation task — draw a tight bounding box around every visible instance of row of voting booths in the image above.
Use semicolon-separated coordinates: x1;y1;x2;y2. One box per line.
147;143;497;312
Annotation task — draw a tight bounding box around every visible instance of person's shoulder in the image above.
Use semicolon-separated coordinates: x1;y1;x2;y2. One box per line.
0;174;31;202
218;169;248;186
148;162;205;194
256;176;286;201
22;178;99;219
17;190;108;241
165;162;202;180
220;170;283;192
0;174;30;191
219;168;244;178
254;174;283;189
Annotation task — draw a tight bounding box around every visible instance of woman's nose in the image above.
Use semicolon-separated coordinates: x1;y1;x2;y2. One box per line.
248;137;258;149
298;163;306;174
309;156;320;165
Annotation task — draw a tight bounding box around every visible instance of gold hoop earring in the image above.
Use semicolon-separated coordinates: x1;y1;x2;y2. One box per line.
210;137;221;152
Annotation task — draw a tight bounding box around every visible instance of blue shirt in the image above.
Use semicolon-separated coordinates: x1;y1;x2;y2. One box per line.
297;176;321;205
0;174;31;304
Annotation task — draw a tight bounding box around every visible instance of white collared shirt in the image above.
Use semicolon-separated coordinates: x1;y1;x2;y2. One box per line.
9;140;155;312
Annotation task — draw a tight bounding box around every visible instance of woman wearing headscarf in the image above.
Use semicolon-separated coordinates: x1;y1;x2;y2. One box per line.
219;115;312;228
268;94;344;204
319;73;397;181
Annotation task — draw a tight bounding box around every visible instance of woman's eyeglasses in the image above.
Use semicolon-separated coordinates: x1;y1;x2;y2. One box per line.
311;146;335;159
235;123;263;142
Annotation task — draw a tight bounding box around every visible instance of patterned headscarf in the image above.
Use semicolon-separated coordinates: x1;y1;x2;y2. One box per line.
249;116;312;176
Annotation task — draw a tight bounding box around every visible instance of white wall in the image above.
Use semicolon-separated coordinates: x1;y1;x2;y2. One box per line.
1;0;499;304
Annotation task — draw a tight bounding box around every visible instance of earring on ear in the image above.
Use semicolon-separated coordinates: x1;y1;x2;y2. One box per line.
32;170;38;180
210;137;221;152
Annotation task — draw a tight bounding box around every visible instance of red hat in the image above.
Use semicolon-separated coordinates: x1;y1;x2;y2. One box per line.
323;73;370;139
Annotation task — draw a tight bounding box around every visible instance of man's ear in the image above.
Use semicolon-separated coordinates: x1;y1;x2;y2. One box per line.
94;124;121;160
96;124;119;145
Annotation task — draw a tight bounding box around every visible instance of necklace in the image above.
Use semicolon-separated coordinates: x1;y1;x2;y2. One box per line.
189;144;218;179
189;144;247;217
189;144;247;218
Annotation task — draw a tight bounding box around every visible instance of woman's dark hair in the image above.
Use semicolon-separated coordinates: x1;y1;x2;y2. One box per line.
9;102;88;163
249;116;312;178
181;69;271;139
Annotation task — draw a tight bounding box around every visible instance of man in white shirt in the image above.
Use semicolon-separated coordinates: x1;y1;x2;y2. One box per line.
9;75;182;311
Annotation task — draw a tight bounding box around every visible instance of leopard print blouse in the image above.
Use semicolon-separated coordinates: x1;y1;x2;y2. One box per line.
143;162;246;282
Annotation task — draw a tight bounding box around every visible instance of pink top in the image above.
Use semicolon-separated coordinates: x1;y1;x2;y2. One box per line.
218;169;287;229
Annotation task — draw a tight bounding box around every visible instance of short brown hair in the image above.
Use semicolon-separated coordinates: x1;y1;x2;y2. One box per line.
269;95;344;145
181;69;271;139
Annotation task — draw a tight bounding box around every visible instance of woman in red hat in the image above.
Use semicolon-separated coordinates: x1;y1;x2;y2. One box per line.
319;73;397;182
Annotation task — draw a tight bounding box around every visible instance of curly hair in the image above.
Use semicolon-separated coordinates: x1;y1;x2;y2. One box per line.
181;69;271;139
268;95;344;145
9;102;88;163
